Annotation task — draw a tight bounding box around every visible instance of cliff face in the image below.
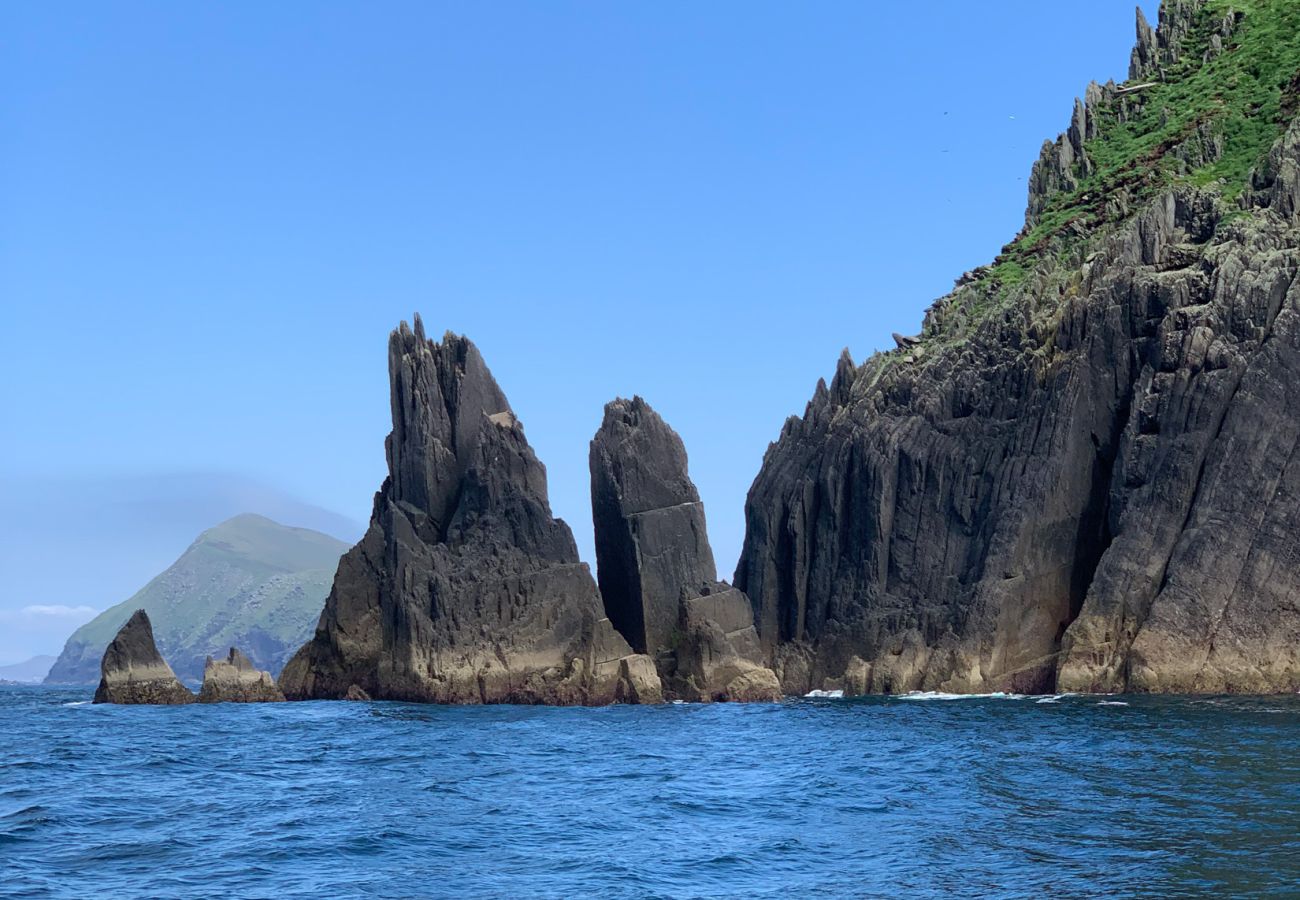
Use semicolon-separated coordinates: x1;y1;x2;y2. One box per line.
279;317;658;704
736;0;1300;695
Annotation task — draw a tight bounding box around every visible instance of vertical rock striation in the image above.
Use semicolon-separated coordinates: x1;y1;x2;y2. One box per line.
93;610;195;704
590;397;779;701
279;316;659;704
736;0;1300;696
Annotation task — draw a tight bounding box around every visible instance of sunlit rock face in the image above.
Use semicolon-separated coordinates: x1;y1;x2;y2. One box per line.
199;648;285;703
93;610;195;705
736;0;1300;696
279;316;657;705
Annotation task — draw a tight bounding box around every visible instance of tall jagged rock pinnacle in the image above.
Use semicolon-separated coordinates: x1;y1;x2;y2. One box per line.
278;315;660;704
93;609;195;704
590;397;779;701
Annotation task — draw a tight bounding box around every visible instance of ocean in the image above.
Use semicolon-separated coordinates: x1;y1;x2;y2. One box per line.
3;686;1298;898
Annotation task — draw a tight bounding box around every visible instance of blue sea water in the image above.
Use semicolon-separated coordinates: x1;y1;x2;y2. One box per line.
3;686;1299;898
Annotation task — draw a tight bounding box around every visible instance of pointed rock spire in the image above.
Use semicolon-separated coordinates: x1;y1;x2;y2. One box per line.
279;317;656;704
93;610;194;704
1130;6;1158;80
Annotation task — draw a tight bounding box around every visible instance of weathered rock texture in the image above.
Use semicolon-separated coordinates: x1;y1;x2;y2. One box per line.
93;610;195;705
671;585;781;702
279;316;656;704
199;648;285;703
590;397;717;653
590;397;778;701
736;0;1300;695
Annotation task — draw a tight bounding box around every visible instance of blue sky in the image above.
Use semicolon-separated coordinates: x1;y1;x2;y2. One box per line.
0;1;1158;663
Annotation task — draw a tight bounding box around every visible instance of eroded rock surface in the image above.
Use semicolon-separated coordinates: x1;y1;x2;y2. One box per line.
736;1;1300;696
93;610;195;705
671;585;781;702
279;316;655;704
590;396;778;700
199;648;285;703
590;397;717;653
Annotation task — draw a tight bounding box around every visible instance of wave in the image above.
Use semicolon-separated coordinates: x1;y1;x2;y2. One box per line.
61;701;92;708
803;689;844;699
895;691;1027;701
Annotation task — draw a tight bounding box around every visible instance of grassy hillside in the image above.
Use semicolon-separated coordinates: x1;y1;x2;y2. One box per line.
45;514;349;684
905;0;1300;349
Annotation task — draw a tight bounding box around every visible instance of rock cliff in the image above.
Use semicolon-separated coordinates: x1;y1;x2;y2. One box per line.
93;610;195;704
199;648;285;703
279;316;658;704
735;0;1300;695
591;397;779;701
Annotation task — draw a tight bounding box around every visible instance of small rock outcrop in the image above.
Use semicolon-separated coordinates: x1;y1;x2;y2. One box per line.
279;316;656;704
672;585;782;702
93;610;195;705
199;648;285;703
590;396;778;701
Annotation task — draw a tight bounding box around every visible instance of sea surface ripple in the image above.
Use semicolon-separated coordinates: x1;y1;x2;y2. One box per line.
3;686;1299;898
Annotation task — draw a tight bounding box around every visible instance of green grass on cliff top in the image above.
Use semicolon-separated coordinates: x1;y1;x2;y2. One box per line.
987;0;1300;285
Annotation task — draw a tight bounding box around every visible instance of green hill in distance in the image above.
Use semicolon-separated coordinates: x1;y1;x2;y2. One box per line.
45;514;348;684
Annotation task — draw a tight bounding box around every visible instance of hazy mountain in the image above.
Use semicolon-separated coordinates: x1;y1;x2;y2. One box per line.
0;655;57;683
45;514;348;684
0;472;363;664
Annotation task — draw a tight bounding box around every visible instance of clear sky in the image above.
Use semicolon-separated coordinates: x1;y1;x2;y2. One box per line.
0;1;1159;663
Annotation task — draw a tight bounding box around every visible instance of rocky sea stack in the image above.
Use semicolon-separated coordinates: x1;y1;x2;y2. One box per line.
735;0;1300;695
199;648;285;703
93;610;195;705
591;397;780;702
279;316;659;704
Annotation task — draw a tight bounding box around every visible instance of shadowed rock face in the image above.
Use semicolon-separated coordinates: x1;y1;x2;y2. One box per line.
93;610;194;704
736;3;1300;696
279;316;656;704
590;396;779;701
590;397;716;654
199;648;285;703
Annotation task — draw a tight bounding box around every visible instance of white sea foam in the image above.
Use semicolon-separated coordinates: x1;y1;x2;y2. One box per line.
62;700;92;708
1096;700;1130;707
896;691;1027;701
803;689;844;699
